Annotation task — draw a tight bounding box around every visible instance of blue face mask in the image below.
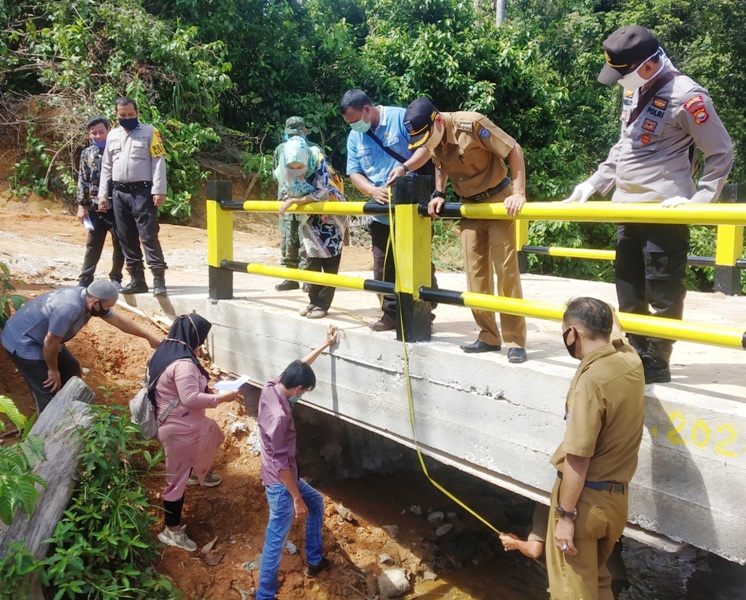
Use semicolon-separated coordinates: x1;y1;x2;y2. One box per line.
92;139;106;149
118;117;139;130
349;116;371;134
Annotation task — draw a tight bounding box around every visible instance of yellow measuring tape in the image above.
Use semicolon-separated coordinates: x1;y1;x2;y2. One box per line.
385;188;505;536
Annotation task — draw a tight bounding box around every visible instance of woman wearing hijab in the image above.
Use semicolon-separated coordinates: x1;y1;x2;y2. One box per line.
275;136;347;319
149;313;241;551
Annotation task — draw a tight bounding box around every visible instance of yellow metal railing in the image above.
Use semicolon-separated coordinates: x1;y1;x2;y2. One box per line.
206;179;746;348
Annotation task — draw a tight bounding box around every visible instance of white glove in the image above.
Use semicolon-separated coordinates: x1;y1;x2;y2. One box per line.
660;196;691;208
562;181;595;204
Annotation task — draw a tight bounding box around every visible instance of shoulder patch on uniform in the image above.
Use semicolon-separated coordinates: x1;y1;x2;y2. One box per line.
455;121;473;133
149;129;167;158
691;106;710;124
683;95;709;124
642;118;658;132
641;133;652;145
653;96;668;110
624;89;634;98
620;109;628;121
683;95;704;111
477;125;490;139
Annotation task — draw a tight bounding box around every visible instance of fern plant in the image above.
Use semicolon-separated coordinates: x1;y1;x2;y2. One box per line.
0;261;25;328
0;395;46;526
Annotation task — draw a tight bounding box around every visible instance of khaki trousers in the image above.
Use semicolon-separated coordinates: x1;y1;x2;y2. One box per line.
546;477;628;600
459;193;526;347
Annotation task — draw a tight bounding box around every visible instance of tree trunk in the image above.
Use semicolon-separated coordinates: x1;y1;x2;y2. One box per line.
0;377;95;599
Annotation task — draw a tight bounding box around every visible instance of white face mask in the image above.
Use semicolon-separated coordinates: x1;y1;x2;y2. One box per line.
617;49;666;90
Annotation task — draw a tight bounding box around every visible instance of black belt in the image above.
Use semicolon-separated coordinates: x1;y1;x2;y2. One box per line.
462;177;510;203
557;471;626;493
113;181;151;193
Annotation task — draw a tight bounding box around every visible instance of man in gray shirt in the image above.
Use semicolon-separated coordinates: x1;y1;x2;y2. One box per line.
564;25;733;383
99;97;169;296
1;280;161;413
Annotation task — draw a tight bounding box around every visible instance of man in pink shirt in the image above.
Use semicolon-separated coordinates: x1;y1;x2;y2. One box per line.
256;326;338;599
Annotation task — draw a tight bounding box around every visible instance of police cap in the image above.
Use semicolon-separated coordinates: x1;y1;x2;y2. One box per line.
598;25;660;85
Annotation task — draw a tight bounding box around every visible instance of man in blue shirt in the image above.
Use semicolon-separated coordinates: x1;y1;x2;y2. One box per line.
341;89;433;331
1;280;161;413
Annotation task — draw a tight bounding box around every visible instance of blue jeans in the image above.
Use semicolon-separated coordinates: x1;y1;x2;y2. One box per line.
256;479;324;600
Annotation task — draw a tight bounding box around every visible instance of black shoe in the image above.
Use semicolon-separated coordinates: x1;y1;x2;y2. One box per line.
121;279;149;294
275;280;300;291
460;340;501;353
507;348;527;363
644;367;671;384
370;314;396;332
152;273;167;297
304;557;333;578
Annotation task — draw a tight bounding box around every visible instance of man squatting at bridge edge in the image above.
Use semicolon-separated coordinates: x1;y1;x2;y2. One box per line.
564;25;733;384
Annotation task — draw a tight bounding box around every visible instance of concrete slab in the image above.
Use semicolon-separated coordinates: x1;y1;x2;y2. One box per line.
122;269;746;564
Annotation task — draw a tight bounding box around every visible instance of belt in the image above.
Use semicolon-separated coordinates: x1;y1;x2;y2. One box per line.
112;181;151;192
557;471;626;493
462;177;510;203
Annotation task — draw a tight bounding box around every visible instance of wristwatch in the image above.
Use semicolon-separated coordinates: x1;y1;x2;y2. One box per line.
555;504;578;522
430;190;445;200
402;164;410;174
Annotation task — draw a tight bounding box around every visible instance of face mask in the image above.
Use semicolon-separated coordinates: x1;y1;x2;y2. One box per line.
286;167;307;178
349;114;371;133
562;327;578;359
92;139;106;149
90;302;108;318
617;50;665;90
425;121;444;151
118;117;139;130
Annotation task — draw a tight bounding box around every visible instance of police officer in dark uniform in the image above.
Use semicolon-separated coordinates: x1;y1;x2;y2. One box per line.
564;26;733;383
99;97;169;296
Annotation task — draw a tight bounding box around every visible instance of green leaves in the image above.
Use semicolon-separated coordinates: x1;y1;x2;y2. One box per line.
0;421;47;526
0;405;175;599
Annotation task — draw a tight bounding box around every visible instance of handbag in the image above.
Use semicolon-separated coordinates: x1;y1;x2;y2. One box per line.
129;371;180;440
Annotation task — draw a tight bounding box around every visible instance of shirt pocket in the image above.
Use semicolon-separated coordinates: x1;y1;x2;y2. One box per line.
108;140;122;158
130;140;150;160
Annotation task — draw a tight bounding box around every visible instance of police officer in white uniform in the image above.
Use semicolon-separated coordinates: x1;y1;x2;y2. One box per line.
99;96;169;296
564;25;733;383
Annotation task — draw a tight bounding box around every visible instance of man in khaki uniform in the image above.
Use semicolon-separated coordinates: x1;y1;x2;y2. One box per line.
402;97;527;362
548;297;644;600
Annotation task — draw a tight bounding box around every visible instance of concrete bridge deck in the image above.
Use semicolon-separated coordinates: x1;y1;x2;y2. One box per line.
125;269;746;564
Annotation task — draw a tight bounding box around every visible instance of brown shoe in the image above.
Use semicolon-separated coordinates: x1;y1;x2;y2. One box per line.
370;314;396;331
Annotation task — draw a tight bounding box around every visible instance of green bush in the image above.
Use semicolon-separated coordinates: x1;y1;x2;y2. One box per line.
0;261;26;328
0;404;176;600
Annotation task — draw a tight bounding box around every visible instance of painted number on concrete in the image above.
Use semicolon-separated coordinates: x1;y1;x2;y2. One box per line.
654;413;741;458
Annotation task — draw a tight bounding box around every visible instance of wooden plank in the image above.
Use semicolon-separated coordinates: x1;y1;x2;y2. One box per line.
0;377;95;598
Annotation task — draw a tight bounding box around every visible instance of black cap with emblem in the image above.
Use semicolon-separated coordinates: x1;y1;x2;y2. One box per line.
404;97;439;150
598;25;660;85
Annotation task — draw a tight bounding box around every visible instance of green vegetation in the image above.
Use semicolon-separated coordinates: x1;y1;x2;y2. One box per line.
1;0;743;285
0;261;25;328
0;404;175;600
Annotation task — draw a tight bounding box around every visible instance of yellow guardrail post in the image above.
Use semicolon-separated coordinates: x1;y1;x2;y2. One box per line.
714;225;744;295
516;217;530;273
392;175;433;342
206;180;234;299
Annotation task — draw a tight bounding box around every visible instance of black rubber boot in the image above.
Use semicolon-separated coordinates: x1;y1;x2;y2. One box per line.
121;266;148;295
152;268;167;297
